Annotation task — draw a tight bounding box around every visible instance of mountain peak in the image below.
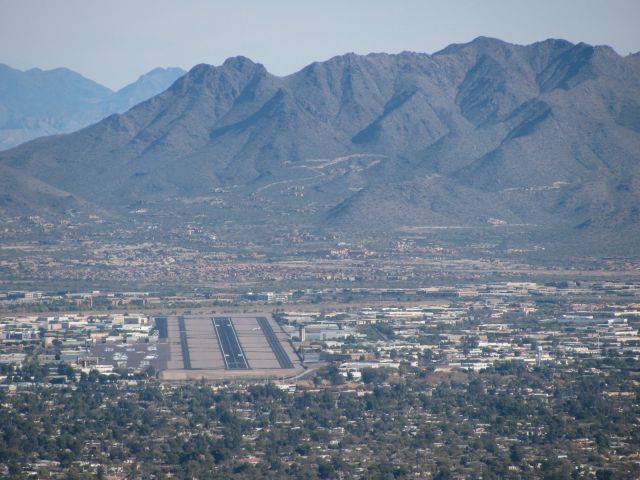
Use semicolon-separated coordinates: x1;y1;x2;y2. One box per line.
110;67;186;111
435;36;510;55
142;66;186;77
222;55;263;72
125;67;186;88
530;38;574;50
469;35;508;46
185;57;265;81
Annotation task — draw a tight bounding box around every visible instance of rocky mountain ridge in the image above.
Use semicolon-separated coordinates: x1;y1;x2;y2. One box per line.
1;37;639;253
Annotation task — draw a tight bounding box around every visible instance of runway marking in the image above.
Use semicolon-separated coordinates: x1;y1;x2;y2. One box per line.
212;317;250;370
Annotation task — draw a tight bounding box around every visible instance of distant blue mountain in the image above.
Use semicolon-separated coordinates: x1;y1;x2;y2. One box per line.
0;64;185;150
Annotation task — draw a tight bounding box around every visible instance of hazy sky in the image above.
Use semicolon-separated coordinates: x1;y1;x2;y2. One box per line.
1;0;639;90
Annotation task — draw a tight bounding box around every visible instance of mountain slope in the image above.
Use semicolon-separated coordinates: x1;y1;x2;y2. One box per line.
0;64;112;149
1;38;639;252
0;65;186;150
106;67;187;113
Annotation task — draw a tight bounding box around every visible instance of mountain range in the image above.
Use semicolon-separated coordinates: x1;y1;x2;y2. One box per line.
1;37;639;253
0;64;185;150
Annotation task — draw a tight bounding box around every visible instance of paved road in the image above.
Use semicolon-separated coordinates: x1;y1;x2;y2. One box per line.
213;317;249;369
257;317;293;369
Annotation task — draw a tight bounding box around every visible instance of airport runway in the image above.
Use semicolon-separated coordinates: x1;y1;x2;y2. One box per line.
257;316;293;368
213;317;249;369
177;316;191;369
157;314;303;380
